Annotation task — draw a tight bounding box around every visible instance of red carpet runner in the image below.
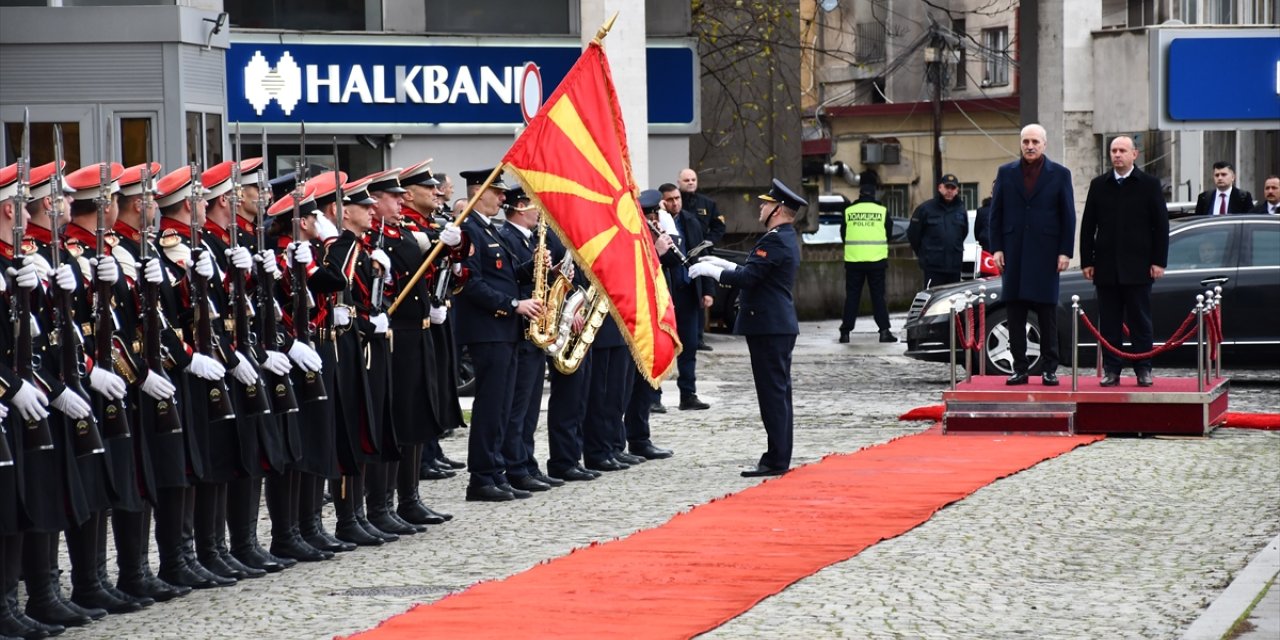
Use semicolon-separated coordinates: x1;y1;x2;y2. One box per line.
344;427;1101;640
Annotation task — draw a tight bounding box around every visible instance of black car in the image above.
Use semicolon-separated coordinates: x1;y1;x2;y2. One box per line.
903;214;1280;373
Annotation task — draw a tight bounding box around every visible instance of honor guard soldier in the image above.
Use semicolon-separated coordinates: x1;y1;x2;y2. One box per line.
397;160;467;479
454;168;543;502
690;179;804;478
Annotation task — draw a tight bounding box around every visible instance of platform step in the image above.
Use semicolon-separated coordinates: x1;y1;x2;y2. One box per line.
943;403;1076;434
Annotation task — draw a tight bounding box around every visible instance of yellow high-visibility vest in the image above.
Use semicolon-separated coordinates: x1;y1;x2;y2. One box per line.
843;201;888;262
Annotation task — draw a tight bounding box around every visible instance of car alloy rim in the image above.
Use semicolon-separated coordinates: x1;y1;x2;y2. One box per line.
986;318;1042;375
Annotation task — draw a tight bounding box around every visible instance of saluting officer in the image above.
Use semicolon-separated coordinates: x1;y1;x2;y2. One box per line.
690;179;804;477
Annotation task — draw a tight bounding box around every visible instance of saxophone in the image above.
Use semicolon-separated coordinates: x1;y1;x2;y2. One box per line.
551;284;610;375
525;219;573;350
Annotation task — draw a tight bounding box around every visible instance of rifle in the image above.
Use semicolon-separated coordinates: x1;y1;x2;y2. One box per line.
250;126;298;414
227;124;271;416
93;119;131;439
188;158;236;422
290;122;327;402
136;129;182;434
7;108;53;453
50;125;105;457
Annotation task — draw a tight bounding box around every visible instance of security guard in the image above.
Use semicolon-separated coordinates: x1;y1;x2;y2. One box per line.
838;183;896;344
907;173;969;288
690;179;804;477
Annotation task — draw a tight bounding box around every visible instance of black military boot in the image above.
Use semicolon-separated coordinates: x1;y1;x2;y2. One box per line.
223;479;266;579
365;463;414;536
22;534;91;628
153;488;207;593
159;487;221;590
103;510;154;609
115;508;183;603
68;514;140;615
192;485;238;584
332;476;383;547
299;474;352;553
3;534;63;640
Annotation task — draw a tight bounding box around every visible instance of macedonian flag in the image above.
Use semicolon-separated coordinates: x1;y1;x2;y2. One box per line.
501;41;680;387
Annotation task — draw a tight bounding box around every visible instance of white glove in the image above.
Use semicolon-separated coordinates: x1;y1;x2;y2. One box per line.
257;249;280;278
289;241;313;267
50;389;91;420
226;246;253;271
53;264;77;292
287;340;322;373
314;215;339;241
371;313;389;335
89;367;128;401
688;262;723;282
699;256;739;272
8;263;40;290
439;223;462;247
231;351;260;385
332;306;352;328
429;306;448;325
194;251;215;279
91;256;120;284
187;352;226;381
11;380;50;421
262;350;292;376
143;257;165;284
561;260;576;282
371;249;391;272
140;370;176;401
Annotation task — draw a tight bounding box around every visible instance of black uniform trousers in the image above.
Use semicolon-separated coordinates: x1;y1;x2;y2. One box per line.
1007;300;1060;375
624;368;654;447
746;334;796;471
672;286;701;397
583;345;632;464
466;341;517;487
546;353;590;475
840;261;891;333
502;341;544;479
1096;283;1154;375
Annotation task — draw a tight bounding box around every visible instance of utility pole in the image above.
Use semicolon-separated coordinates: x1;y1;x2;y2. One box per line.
927;24;944;189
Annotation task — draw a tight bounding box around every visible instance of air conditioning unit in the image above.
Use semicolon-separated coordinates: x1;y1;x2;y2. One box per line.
861;141;901;165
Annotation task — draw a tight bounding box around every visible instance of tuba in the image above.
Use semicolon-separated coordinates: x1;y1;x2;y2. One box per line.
525;219;574;349
550;283;609;375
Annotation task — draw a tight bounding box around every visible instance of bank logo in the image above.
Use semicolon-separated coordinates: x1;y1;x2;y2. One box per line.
244;51;302;116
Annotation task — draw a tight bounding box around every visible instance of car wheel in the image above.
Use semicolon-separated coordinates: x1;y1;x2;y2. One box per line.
456;345;476;397
982;308;1042;375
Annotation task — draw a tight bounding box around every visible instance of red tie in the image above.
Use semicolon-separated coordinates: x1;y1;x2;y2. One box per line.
1218;193;1226;215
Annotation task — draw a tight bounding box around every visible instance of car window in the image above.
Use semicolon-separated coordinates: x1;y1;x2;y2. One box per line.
1167;227;1232;270
1242;223;1280;268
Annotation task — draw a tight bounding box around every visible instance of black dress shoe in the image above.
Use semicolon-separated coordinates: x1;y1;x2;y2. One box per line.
1005;372;1029;385
508;475;552;492
437;455;466;470
879;330;898;343
334;522;384;547
740;464;788;478
496;483;533;499
838;331;850;344
1099;373;1120;387
1041;372;1059;386
697;342;712;351
630;442;674;460
585;458;627;472
548;467;596;482
679;394;710;410
419;466;455;481
1136;370;1154;387
614;451;646;465
579;465;602;478
531;471;565;487
465;485;515;502
649;402;667;414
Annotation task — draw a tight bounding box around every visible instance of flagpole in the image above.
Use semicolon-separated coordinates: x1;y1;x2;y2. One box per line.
387;164;505;316
591;11;619;46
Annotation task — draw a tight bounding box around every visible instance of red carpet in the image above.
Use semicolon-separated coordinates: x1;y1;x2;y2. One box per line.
1226;412;1280;430
342;429;1101;640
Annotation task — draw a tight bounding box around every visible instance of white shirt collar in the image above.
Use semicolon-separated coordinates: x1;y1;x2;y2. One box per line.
512;223;533;239
1114;167;1135;181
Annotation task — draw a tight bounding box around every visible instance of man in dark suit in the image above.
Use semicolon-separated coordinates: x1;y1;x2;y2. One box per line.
454;169;543;502
989;123;1077;386
1250;176;1279;214
657;183;714;410
1080;136;1170;387
1194;161;1254;215
690;179;803;478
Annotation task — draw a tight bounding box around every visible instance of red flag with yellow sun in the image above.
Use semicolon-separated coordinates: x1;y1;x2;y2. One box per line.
501;41;680;387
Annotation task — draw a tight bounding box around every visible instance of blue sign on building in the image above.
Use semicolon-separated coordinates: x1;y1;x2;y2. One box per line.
1166;37;1280;121
226;41;696;127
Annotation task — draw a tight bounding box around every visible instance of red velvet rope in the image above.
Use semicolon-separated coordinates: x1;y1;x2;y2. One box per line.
1079;308;1199;360
951;302;989;354
1207;305;1223;361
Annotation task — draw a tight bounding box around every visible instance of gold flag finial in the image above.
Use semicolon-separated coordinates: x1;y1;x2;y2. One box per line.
592;11;619;45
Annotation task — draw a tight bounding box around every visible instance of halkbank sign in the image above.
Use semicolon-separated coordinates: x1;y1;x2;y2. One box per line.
226;38;697;129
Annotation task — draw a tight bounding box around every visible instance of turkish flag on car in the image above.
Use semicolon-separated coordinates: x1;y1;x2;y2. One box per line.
979;250;1000;276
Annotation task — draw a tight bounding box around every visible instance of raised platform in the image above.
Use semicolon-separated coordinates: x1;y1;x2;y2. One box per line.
942;375;1229;436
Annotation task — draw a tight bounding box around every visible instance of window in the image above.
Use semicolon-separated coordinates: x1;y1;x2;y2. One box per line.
431;0;574;35
959;182;979;210
1207;0;1236;23
117;116;155;167
856;77;887;105
952;19;966;89
855;21;887;63
225;0;366;31
3;121;82;172
881;184;909;218
982;27;1009;87
1243;224;1279;269
1167;227;1232;270
185;112;223;167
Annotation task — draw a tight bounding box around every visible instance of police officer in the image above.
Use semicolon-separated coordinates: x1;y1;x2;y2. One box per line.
908;173;969;288
690;179;804;477
838;183;896;344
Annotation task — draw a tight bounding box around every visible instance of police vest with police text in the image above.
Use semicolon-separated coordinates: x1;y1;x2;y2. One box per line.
843;201;888;262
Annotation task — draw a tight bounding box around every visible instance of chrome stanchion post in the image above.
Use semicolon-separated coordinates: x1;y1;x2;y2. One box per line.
978;285;988;377
1071;295;1080;392
1214;286;1223;379
949;295;959;390
963;290;973;384
1195;294;1205;392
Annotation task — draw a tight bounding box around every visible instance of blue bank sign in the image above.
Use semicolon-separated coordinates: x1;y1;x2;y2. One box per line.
1165;35;1280;123
226;40;697;130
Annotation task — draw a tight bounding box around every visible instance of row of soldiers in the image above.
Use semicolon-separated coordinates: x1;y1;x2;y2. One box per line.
0;146;470;638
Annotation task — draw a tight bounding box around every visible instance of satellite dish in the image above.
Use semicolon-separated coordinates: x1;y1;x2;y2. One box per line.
819;0;839;11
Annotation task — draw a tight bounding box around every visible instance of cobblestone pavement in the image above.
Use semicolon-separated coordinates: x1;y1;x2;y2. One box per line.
52;318;1279;640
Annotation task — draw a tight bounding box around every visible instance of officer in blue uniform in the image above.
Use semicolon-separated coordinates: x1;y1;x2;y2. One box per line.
690;179;803;477
454;169;543;502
